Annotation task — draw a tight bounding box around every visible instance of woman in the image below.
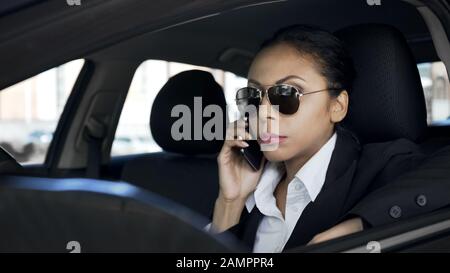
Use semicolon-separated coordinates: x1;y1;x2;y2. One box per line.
208;25;426;252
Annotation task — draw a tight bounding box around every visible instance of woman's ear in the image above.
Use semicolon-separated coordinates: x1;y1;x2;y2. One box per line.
330;90;349;123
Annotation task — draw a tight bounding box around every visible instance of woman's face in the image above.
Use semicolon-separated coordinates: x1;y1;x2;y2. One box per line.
247;42;348;162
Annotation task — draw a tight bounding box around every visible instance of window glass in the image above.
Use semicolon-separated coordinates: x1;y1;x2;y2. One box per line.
417;62;450;125
0;59;85;164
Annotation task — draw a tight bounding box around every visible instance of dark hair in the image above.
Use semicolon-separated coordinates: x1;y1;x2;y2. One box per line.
260;25;356;97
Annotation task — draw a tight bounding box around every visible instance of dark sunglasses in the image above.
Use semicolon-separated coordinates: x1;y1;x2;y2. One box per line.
235;84;342;115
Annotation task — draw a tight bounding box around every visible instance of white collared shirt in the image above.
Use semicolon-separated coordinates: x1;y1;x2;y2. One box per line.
248;132;337;252
206;132;337;253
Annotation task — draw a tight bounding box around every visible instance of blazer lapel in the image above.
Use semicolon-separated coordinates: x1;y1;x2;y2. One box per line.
240;208;264;249
283;126;361;249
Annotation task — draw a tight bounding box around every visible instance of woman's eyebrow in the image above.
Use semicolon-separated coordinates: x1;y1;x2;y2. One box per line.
247;75;306;86
276;75;306;84
247;79;261;86
248;75;306;86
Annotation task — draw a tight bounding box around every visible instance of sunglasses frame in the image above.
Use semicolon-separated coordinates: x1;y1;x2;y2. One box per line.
235;83;343;115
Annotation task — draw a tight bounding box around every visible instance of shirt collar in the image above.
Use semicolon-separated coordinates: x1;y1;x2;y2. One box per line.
245;162;284;214
245;131;337;212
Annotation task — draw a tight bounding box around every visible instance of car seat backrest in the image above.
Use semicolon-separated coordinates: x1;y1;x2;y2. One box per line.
335;24;428;144
121;70;227;217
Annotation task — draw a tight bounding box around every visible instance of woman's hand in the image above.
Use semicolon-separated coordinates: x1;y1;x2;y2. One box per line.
211;119;265;233
307;218;364;245
217;118;265;202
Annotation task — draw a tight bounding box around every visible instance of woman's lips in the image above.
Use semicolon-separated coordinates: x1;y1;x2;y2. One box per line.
258;132;288;145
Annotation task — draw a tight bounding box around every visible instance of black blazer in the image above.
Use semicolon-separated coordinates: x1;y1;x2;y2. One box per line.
216;125;435;251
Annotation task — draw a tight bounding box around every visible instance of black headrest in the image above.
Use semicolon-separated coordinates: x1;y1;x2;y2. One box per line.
150;70;227;155
335;24;427;144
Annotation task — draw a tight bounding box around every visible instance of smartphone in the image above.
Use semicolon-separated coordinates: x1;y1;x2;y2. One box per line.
239;112;264;171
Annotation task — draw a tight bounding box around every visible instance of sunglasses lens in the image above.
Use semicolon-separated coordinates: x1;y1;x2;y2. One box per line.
236;87;260;114
268;85;299;114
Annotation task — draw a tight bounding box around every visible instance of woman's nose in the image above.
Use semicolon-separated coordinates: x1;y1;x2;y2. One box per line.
259;95;276;121
257;95;277;135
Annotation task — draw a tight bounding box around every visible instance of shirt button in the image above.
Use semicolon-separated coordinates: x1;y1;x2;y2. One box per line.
416;194;427;207
295;184;301;191
389;205;402;219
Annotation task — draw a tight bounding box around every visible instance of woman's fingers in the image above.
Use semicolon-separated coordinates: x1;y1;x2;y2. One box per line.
219;119;258;164
223;138;249;149
219;137;249;162
226;120;253;141
226;120;244;140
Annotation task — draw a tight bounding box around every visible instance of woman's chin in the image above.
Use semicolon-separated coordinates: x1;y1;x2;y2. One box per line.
262;148;290;162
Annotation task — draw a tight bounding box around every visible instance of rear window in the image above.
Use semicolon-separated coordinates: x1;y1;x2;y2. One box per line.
417;61;450;125
0;59;84;164
111;60;246;156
